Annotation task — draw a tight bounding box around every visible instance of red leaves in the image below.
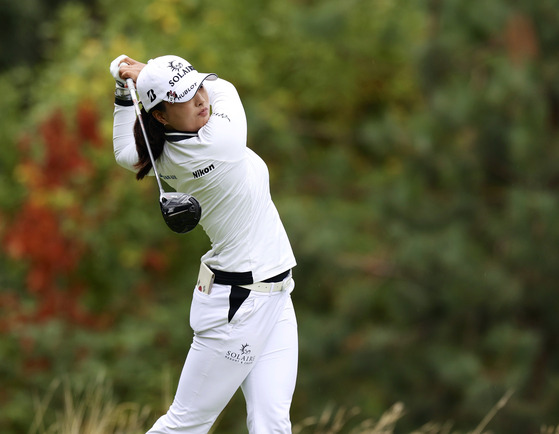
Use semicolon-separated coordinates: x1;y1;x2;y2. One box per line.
142;249;169;274
5;202;79;285
2;105;102;330
38;108;93;188
76;103;103;148
3;201;85;326
503;13;539;66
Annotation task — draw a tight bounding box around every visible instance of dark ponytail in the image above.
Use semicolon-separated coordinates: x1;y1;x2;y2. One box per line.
133;101;166;180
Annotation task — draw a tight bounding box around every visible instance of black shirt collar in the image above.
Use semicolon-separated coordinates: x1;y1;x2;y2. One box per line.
165;131;198;141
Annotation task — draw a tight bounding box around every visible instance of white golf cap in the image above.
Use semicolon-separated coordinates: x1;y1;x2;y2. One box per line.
136;55;218;112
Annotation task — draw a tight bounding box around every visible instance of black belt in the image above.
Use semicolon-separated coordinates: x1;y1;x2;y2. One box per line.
211;268;290;286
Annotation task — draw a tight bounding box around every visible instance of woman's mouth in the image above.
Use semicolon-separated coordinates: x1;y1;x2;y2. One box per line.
199;107;209;117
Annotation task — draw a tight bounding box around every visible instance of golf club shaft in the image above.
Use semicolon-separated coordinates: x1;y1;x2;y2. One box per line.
126;78;164;195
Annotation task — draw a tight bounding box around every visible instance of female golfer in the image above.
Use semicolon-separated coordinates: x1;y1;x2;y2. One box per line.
110;54;298;433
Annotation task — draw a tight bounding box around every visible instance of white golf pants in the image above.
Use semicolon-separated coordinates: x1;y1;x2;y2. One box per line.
146;279;298;433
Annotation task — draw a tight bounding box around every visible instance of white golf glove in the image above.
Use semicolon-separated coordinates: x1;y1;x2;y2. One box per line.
110;54;130;100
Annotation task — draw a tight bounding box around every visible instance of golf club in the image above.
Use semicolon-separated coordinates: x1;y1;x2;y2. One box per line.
126;78;201;233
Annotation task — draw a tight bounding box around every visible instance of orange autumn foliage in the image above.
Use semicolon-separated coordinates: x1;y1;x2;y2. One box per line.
2;104;104;329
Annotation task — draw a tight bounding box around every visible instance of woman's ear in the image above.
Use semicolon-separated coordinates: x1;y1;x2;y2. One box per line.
152;110;168;126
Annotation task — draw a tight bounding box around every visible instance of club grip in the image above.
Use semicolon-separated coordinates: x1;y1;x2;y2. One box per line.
126;78;141;116
126;78;135;92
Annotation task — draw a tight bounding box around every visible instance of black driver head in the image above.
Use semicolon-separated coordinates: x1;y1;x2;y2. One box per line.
159;192;201;233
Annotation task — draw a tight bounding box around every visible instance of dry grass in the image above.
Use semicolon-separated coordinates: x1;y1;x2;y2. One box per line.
29;377;522;434
292;390;514;434
29;375;153;434
293;402;405;434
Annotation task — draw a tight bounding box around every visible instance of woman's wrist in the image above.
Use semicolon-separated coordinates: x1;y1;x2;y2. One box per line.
115;85;132;100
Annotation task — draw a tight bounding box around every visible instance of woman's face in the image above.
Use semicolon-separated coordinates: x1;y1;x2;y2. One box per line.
155;85;210;132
